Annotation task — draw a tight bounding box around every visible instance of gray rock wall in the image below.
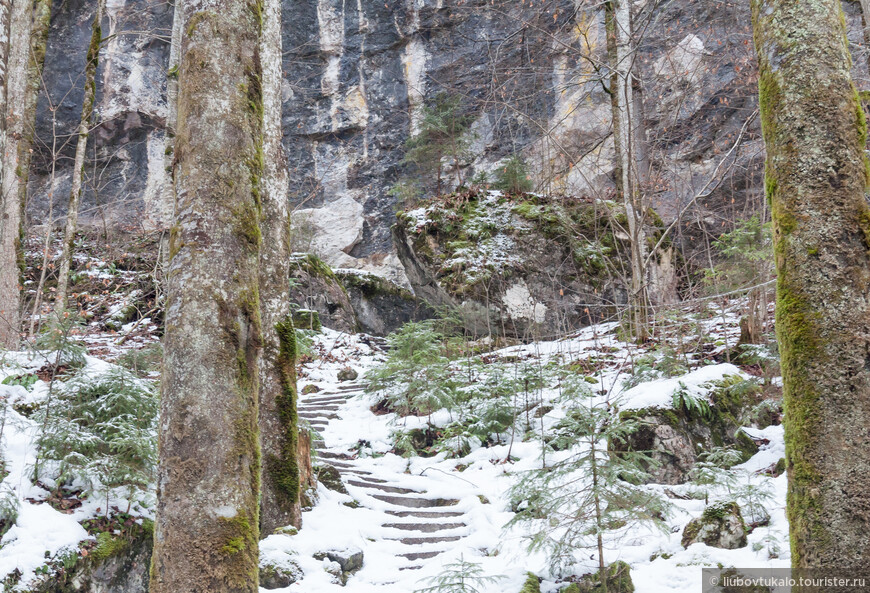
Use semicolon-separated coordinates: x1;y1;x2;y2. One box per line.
25;0;870;281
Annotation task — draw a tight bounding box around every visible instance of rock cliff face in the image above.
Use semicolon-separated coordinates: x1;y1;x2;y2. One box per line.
26;0;870;281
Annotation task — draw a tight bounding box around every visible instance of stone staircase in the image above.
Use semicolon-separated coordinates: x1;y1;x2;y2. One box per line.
299;381;477;574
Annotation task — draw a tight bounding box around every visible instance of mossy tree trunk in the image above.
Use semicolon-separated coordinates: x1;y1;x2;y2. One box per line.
258;0;302;535
54;0;104;317
605;0;648;342
150;0;264;590
0;0;51;349
752;0;870;572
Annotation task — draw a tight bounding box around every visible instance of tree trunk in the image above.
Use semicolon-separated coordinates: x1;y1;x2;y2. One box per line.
55;0;103;317
155;0;181;271
606;0;648;342
150;0;264;590
752;0;870;571
258;0;302;535
0;0;51;348
0;0;11;170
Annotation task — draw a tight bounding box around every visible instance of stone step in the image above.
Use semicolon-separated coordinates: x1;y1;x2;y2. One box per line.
398;551;443;561
302;396;350;404
336;468;373;476
299;403;341;410
299;412;338;420
350;476;388;484
392;535;463;545
382;522;466;533
384;510;466;519
315;450;351;460
371;495;459;508
336;383;365;391
399;566;423;571
346;479;421;495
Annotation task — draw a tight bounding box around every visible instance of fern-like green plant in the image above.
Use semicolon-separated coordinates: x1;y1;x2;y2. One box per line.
671;382;712;420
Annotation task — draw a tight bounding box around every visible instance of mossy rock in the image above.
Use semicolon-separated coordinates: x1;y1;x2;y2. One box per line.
30;521;153;593
615;377;760;485
564;562;634;593
519;572;541;593
293;309;322;332
315;464;347;494
301;384;321;395
681;501;747;550
260;556;303;589
337;367;358;382
393;190;676;338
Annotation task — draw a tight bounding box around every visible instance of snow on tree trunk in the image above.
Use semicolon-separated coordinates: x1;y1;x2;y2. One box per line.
55;0;104;317
753;0;870;571
0;0;50;349
149;0;264;590
606;0;648;342
258;0;302;535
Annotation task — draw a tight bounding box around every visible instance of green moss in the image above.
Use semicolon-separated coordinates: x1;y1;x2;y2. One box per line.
266;316;301;506
519;572;541;593
218;515;256;555
91;532;130;561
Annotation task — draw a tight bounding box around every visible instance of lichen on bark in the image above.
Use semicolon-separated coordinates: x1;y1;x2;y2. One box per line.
150;0;265;590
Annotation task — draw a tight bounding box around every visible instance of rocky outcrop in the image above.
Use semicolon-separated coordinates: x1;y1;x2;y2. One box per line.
681;502;747;550
33;525;152;593
32;0;870;281
393;190;678;338
615;375;762;484
335;270;435;336
289;254;357;333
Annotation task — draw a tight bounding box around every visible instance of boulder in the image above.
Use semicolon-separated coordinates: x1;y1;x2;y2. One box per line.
314;546;364;585
394;191;678;339
614;375;761;484
260;556;303;590
337;367;358;382
681;501;747;549
562;561;635;593
315;464;347;494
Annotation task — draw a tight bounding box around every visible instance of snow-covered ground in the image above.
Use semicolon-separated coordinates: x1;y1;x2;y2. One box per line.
0;306;788;592
273;318;788;593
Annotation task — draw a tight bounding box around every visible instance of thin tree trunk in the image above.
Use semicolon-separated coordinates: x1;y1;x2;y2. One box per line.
0;0;51;348
858;0;870;76
150;0;264;590
606;0;648;342
258;0;302;535
752;0;870;573
156;0;181;273
0;0;11;171
55;0;104;317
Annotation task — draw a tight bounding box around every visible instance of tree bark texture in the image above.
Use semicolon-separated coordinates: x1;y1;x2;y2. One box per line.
150;0;264;590
0;0;50;348
258;0;302;535
752;0;870;571
606;0;648;341
55;0;104;317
